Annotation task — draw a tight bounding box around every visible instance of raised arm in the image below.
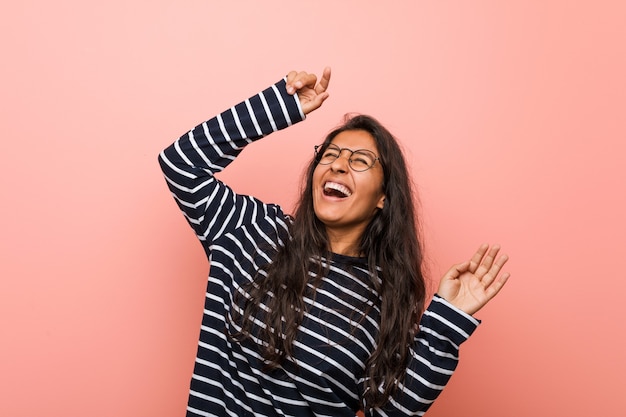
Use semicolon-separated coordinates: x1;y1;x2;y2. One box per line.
158;70;331;244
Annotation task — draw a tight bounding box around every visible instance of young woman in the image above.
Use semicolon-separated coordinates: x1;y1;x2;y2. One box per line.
159;68;510;416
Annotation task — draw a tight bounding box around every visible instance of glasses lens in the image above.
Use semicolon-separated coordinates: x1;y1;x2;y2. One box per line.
315;144;377;171
349;150;376;171
317;144;341;165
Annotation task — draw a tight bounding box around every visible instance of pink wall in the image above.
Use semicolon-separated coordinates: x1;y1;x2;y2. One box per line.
2;1;625;416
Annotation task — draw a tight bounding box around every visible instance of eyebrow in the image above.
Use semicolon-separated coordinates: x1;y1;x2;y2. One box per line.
327;143;378;155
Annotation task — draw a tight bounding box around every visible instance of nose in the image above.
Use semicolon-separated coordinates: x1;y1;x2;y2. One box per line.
330;149;351;173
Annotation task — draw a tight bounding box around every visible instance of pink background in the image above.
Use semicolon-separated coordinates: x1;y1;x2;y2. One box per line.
2;1;625;416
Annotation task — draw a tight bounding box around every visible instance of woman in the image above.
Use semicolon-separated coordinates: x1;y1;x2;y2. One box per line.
159;68;509;416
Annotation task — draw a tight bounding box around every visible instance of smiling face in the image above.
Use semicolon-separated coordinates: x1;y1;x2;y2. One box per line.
312;129;386;248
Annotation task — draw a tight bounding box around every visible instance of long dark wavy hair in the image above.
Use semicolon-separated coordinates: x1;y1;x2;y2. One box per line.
234;114;426;409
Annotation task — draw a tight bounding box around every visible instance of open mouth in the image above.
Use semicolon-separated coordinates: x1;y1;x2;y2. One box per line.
323;181;352;198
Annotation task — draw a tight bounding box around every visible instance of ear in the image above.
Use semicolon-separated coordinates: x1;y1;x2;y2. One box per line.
376;194;386;210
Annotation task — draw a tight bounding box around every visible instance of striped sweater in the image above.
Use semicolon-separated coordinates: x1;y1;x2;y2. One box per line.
158;77;480;417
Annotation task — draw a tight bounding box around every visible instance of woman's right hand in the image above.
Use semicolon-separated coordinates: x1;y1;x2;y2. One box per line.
285;67;331;115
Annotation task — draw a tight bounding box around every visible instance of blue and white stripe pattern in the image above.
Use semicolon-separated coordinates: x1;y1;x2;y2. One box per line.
159;78;480;416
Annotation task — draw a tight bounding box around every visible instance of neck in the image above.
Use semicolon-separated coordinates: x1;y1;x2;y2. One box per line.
326;227;364;257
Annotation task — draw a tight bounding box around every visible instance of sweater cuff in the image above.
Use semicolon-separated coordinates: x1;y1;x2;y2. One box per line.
425;294;481;346
273;78;305;126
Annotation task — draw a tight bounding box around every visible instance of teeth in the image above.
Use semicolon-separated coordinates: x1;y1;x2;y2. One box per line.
324;182;352;197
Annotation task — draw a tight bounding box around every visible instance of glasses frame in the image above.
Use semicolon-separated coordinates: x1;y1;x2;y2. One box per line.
314;143;380;172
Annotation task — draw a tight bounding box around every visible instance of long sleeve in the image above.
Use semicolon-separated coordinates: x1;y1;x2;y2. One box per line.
369;295;480;416
158;78;305;245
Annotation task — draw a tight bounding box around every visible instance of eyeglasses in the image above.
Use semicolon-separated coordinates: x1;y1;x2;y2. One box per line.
314;143;379;172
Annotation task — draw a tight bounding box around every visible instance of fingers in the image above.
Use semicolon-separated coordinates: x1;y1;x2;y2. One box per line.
315;66;331;94
473;244;501;278
285;67;331;95
286;71;318;95
469;242;511;294
468;243;489;273
477;244;510;302
483;270;511;301
480;253;509;289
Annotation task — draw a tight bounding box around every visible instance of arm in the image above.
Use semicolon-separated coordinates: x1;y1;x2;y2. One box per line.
373;245;510;415
158;78;303;243
158;69;330;244
369;297;479;416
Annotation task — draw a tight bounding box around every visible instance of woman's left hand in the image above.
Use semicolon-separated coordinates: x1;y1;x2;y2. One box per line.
437;244;510;315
